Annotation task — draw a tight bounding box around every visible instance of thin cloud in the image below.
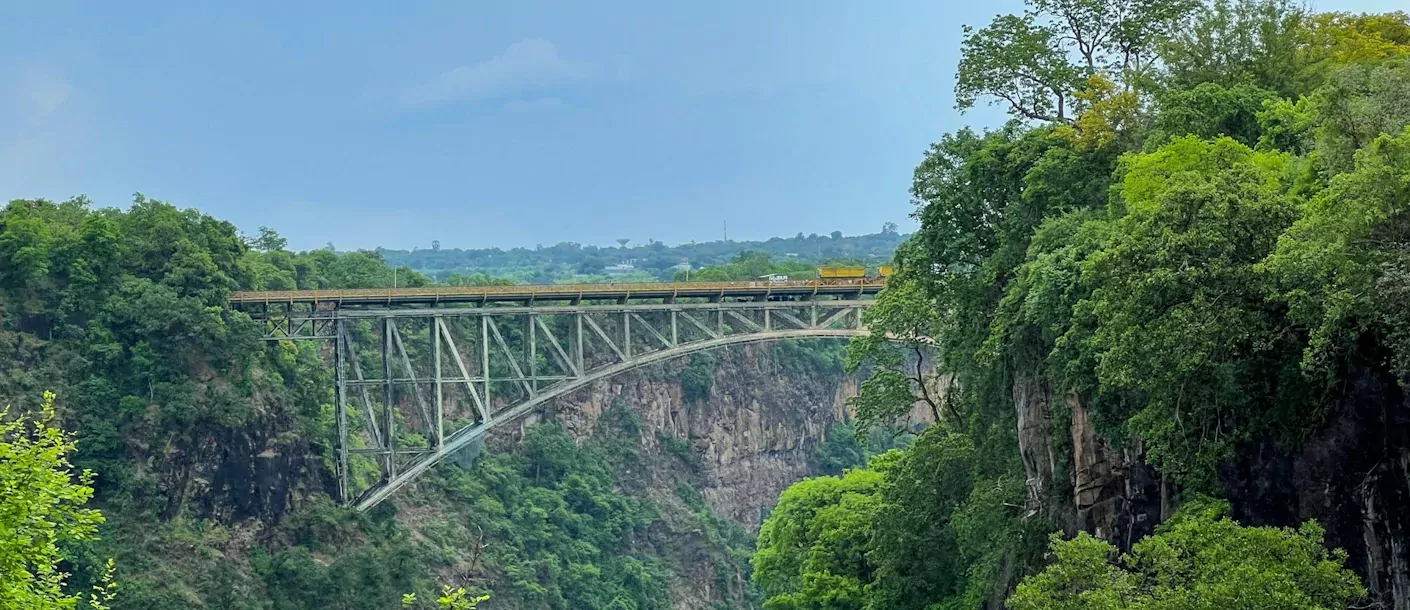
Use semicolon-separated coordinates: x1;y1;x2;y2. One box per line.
1;66;79;192
399;38;590;110
503;97;563;112
22;72;72;117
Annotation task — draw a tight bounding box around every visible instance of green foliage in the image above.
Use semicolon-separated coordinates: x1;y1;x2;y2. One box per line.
431;423;673;610
1263;126;1410;376
658;433;701;471
752;425;1035;610
1304;58;1410;174
403;586;490;610
806;423;868;476
1079;137;1307;485
677;251;821;282
1159;0;1306;97
0;192;760;609
680;353;715;403
0;391;107;609
1146;83;1279;147
826;2;1410;606
846;269;946;434
1296;11;1410;89
13;1;1410;607
957;0;1191;122
773;340;846;377
957;14;1082;122
752;468;885;610
1008;500;1365;609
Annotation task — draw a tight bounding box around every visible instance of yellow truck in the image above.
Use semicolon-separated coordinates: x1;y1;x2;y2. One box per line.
817;266;867;279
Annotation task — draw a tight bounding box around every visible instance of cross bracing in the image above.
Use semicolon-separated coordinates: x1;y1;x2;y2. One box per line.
230;281;882;510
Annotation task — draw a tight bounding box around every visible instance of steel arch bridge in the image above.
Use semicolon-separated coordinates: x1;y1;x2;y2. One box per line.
231;279;882;510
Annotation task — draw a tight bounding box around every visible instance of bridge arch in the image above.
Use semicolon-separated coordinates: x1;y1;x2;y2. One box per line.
231;283;885;510
353;327;867;510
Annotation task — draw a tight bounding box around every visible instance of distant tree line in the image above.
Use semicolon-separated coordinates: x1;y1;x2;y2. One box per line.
374;227;907;283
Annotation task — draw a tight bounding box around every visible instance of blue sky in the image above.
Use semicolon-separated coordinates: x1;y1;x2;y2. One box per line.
2;1;1403;251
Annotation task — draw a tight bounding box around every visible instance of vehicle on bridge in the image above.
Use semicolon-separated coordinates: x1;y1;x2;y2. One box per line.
818;266;866;279
816;265;894;284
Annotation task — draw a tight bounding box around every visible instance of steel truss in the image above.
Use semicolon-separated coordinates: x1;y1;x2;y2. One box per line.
246;297;874;510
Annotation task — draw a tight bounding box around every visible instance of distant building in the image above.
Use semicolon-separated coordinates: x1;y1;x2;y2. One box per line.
669;262;692;272
604;263;636;275
784;253;799;258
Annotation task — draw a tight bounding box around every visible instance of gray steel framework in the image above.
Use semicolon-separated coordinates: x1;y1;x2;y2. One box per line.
244;297;875;510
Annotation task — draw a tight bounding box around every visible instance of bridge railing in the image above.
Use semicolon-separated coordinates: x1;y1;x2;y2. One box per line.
229;277;886;307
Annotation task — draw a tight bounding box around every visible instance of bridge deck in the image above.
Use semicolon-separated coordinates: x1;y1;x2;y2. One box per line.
230;278;885;308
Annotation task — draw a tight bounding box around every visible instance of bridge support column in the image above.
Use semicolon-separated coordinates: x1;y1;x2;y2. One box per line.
383;318;396;479
334;318;349;504
481;315;491;423
575;313;585;374
623;311;632;358
528;314;537;394
433;315;443;448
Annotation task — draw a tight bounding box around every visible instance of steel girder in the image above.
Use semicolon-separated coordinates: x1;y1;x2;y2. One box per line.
247;298;873;510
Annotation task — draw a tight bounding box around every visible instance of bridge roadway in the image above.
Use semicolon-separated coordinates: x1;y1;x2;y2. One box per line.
228;277;886;309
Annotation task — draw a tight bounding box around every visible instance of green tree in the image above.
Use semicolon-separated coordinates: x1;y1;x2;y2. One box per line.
751;467;886;610
957;14;1083;122
1263;126;1410;376
0;391;107;609
1303;58;1410;174
957;0;1192;122
1076;137;1307;485
1008;500;1364;610
1145;82;1279;147
1296;11;1410;88
251;227;288;252
845;257;948;434
1159;0;1306;96
403;586;490;610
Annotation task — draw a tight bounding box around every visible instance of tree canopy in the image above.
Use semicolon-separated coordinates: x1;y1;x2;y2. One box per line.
768;0;1410;607
0;392;106;609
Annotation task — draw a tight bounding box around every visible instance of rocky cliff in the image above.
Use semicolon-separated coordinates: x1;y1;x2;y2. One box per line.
403;339;885;609
538;342;856;529
1012;353;1410;609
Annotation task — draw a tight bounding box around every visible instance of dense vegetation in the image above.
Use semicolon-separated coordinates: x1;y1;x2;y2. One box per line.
0;194;793;608
8;0;1410;608
755;0;1410;608
0;391;111;609
1009;499;1362;609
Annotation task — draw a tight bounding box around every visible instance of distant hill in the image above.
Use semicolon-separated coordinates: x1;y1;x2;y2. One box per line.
378;229;908;283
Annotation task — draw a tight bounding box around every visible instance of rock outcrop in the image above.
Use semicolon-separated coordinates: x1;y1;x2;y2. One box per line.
541;342;862;528
1013;354;1410;609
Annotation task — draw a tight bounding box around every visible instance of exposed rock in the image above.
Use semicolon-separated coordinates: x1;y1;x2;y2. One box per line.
545;342;860;529
1013;371;1056;513
1221;356;1410;610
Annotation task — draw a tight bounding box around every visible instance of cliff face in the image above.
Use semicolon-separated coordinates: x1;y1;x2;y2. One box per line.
1014;355;1410;610
1221;358;1410;609
534;342;858;529
469;340;881;609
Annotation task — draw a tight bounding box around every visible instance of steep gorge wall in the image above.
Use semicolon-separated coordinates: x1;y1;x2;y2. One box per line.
464;340;880;609
520;341;860;529
1013;359;1410;609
